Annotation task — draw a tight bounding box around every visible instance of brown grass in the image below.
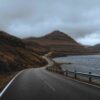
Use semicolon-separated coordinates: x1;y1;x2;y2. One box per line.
0;72;17;91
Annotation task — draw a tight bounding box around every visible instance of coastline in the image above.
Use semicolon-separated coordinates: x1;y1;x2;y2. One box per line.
53;55;100;75
47;56;100;87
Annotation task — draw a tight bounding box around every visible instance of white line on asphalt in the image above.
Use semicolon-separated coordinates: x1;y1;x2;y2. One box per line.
0;70;25;98
44;81;56;92
0;56;50;98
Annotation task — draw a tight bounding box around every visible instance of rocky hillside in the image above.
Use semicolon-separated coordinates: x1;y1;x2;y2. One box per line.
25;31;90;57
0;31;47;74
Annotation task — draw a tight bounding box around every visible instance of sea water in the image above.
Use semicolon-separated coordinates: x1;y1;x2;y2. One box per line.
54;55;100;75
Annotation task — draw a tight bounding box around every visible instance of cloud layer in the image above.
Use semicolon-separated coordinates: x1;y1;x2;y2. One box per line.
0;0;100;45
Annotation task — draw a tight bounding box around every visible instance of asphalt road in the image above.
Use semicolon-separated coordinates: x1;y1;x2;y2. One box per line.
0;67;100;100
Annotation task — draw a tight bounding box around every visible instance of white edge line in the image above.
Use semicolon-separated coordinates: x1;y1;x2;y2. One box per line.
0;56;50;98
0;70;25;98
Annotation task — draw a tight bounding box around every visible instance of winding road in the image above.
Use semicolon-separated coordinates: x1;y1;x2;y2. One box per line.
0;57;100;100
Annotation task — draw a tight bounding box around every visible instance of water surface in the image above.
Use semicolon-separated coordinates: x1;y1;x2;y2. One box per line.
54;55;100;75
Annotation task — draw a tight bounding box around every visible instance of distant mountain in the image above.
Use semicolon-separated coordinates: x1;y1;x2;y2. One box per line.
88;44;100;53
32;31;79;45
25;31;90;57
0;31;47;73
41;31;76;42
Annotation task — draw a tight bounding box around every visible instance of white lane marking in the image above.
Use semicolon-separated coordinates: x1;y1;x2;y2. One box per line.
44;81;56;92
0;70;25;98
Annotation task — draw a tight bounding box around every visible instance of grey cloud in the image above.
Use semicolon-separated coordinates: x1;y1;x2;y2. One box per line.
0;0;100;45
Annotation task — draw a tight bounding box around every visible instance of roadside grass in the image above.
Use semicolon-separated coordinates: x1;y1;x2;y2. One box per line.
0;72;17;92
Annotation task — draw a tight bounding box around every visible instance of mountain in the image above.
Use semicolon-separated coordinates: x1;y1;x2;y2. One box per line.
24;31;89;57
41;31;76;41
0;31;47;74
0;31;25;47
31;31;79;45
88;44;100;53
23;39;49;55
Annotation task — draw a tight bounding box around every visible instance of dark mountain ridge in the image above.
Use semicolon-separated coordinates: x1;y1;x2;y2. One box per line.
0;31;25;47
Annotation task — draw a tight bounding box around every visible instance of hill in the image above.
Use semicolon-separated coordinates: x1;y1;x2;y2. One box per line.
88;44;100;53
0;31;47;74
24;31;90;57
23;39;49;55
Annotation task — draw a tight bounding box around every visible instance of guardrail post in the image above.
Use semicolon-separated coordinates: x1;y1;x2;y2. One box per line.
66;70;68;76
74;70;77;79
89;72;92;83
60;70;63;74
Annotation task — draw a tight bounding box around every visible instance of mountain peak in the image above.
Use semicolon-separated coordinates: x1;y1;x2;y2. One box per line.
42;30;75;41
51;30;65;34
47;30;68;36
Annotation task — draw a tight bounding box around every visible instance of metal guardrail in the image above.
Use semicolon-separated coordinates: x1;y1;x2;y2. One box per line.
46;67;100;84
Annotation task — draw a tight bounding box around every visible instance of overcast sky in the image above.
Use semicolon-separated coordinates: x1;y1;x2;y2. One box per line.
0;0;100;45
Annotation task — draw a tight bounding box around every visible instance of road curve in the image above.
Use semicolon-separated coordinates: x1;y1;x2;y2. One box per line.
0;67;100;100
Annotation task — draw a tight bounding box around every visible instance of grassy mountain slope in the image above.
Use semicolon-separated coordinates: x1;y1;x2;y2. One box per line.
24;31;90;57
23;39;49;55
0;31;47;74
